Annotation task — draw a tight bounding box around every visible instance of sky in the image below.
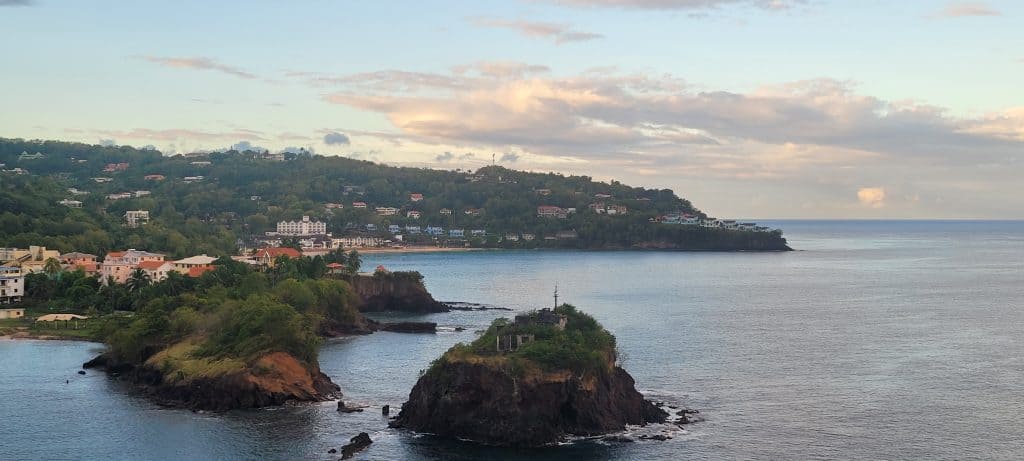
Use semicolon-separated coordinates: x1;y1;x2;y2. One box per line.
1;0;1022;219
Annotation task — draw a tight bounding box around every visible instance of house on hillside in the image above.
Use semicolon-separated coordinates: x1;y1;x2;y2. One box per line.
138;260;175;282
0;266;25;304
251;247;301;268
101;250;165;284
60;252;98;275
124;210;150;228
410;193;424;202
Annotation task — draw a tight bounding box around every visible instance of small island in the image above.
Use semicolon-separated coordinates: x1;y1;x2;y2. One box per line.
61;253;447;411
391;305;667;446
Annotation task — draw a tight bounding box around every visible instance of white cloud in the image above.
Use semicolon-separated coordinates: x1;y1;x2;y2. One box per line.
857;187;886;208
470;18;604;44
933;2;1001;18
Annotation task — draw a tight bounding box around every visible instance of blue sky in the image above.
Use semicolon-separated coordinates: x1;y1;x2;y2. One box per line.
1;0;1022;218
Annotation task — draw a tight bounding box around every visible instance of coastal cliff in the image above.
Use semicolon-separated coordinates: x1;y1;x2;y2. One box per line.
391;305;667;446
350;272;448;313
84;350;339;411
394;361;665;446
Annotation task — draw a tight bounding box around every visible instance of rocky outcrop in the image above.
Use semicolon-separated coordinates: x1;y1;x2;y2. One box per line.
349;274;447;313
340;432;373;459
391;360;667;447
84;351;340;411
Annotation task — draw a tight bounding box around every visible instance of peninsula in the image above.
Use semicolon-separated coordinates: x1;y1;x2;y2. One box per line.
392;305;668;446
1;137;789;254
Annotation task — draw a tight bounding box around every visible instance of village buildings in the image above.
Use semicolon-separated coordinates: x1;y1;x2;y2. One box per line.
101;250;165;284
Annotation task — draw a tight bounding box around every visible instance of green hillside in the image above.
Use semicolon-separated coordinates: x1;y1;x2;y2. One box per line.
0;137;788;255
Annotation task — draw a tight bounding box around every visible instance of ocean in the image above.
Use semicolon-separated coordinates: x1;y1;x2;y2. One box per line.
2;220;1023;460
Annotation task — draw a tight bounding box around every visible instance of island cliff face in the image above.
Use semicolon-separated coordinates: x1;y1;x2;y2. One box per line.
391;305;667;446
393;361;665;446
350;273;447;313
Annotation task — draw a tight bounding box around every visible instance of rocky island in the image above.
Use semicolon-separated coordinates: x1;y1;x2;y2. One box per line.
392;305;667;446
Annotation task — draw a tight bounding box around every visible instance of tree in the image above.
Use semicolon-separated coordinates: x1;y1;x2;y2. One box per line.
43;257;62;277
345;250;361;275
126;268;151;292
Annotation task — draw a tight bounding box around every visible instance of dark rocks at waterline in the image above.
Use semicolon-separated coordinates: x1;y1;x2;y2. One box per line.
327;448;337;454
337;400;364;413
377;321;437;333
443;301;513;311
77;370;86;375
340;432;373;459
382;404;390;416
639;434;672;441
601;435;635;443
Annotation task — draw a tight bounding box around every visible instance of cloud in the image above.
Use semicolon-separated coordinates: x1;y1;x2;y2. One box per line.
933;2;1001;18
323;132;351;145
857;187;886;208
96;128;266;142
133;56;256;79
500;152;521;162
0;0;34;6
98;139;117;147
323;67;1022;162
538;0;803;11
470;18;604;44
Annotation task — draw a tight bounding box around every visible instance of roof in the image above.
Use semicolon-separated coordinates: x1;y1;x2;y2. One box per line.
173;254;218;265
106;251;126;258
137;260;170;270
60;252;97;260
36;314;89;322
188;265;216;277
326;263;345;268
255;247;301;259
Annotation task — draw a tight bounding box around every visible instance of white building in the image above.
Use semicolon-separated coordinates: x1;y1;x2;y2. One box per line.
58;199;82;208
0;266;26;304
277;216;327;236
375;207;399;216
125;210;150;228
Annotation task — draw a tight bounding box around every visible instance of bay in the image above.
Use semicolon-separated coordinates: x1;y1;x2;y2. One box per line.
2;220;1023;460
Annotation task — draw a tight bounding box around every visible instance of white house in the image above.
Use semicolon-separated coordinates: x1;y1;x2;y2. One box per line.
375;207;399;216
58;199;82;208
125;210;150;228
0;266;25;304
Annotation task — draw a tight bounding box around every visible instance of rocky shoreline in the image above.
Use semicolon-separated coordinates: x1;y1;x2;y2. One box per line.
83;351;340;411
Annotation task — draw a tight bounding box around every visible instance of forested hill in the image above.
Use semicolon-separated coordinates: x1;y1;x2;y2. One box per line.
0;138;788;255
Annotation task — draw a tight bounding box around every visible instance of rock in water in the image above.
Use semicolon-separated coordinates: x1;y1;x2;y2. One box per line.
340;432;372;459
391;305;668;446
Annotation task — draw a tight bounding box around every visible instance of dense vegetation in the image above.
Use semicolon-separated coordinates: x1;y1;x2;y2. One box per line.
1;137;787;254
20;256;366;378
442;305;617;377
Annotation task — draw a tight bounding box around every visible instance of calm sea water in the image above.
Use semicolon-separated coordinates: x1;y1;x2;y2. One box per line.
2;220;1023;460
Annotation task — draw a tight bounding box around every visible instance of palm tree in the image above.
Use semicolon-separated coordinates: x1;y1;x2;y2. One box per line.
126;268;151;292
43;257;62;277
345;250;361;275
